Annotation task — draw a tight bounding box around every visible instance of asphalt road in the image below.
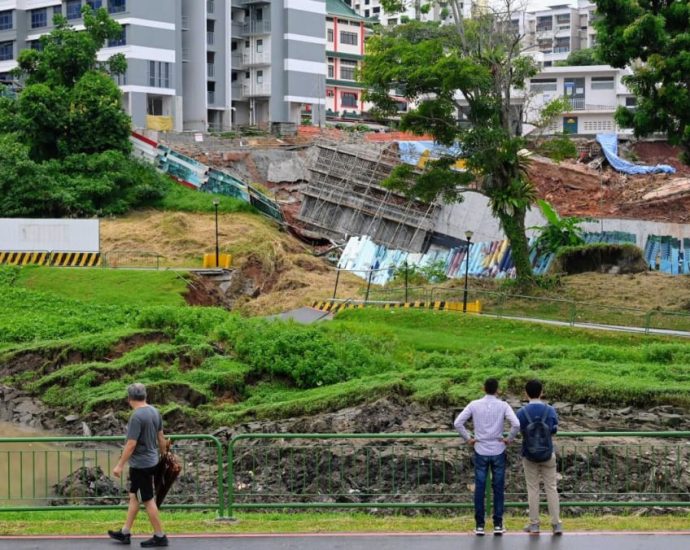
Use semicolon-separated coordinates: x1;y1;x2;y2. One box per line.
1;533;689;549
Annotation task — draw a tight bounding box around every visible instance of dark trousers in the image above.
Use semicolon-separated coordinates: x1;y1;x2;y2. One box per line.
473;451;506;528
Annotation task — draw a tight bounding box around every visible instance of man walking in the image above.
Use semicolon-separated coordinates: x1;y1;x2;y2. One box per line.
517;379;562;536
108;383;169;547
454;378;520;536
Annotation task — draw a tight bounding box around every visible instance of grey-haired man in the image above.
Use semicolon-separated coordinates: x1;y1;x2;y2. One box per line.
108;383;168;547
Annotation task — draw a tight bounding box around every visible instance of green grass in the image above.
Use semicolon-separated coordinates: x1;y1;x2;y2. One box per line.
0;511;688;535
15;266;188;307
153;179;255;214
4;276;690;425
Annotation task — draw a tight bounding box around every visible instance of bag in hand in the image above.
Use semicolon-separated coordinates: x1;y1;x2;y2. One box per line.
154;439;182;508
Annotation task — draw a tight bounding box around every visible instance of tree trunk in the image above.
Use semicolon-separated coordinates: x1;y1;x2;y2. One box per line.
497;207;533;283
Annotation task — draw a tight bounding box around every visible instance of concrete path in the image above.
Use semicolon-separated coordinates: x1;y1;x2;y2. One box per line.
2;533;689;549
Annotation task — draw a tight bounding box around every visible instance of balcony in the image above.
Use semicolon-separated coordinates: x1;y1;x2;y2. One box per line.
238;20;271;35
242;50;271;66
207;63;215;78
208;91;216;104
553;46;570;53
242;82;271;97
207;0;215;14
566;98;617;111
207;31;214;45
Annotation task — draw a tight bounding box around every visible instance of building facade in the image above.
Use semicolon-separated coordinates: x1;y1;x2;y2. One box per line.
522;64;634;136
230;0;327;130
1;0;326;132
325;0;365;120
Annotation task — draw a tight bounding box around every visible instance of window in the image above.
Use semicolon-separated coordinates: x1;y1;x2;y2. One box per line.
231;72;238;82
87;1;103;9
256;39;263;53
0;41;13;62
113;71;127;86
364;9;369;17
328;63;334;78
340;31;357;45
625;97;637;107
148;61;171;88
30;40;43;51
387;18;398;25
108;26;126;47
0;10;12;31
207;0;215;14
340;60;356;80
373;6;380;13
31;8;47;28
583;120;613;132
555;13;570;25
256;7;263;20
148;97;163;116
326;89;334;97
66;0;82;19
53;5;62;18
530;78;557;92
341;92;357;107
591;76;614;89
327;29;333;42
108;0;126;14
256;70;263;84
395;101;408;112
536;15;552;31
245;71;249;78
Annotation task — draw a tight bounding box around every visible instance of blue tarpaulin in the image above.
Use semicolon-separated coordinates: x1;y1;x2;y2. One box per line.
596;134;676;175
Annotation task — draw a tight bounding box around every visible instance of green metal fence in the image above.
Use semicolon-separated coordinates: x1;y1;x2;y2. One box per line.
3;432;690;517
0;435;224;515
226;432;690;515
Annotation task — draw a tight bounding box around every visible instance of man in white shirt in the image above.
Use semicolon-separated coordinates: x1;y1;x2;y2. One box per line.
454;378;520;536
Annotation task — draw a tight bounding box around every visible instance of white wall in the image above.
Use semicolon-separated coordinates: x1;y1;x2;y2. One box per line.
0;219;100;252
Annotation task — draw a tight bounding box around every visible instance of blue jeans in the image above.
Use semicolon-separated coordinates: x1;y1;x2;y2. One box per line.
473;452;506;528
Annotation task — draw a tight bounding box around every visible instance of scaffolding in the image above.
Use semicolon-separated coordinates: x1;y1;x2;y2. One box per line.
298;141;440;252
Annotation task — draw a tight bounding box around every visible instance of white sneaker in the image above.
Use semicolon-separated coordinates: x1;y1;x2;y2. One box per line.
474;526;485;536
493;525;506;536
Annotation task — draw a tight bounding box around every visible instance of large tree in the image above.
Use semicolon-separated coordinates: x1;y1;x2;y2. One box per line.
11;6;130;161
595;0;690;163
361;5;539;282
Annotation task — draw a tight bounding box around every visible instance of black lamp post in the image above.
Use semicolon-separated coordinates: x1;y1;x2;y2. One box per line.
462;230;473;313
213;199;220;268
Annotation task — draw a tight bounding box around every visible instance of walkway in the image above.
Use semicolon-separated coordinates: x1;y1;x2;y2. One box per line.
2;533;689;549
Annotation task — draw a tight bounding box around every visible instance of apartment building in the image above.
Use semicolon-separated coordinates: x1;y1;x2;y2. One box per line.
230;0;327;130
344;0;471;26
514;0;596;66
325;0;365;119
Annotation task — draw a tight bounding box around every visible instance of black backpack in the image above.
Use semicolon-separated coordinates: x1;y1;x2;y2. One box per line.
523;405;553;463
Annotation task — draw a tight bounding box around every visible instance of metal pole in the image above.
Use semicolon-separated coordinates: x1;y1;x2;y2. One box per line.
404;260;409;303
214;202;220;268
365;268;374;303
332;269;341;300
463;236;472;313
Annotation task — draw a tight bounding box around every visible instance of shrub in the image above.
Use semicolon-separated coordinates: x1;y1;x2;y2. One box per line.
551;243;648;275
537;134;578;162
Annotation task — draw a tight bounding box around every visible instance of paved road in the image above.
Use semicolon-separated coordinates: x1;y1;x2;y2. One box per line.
2;533;689;549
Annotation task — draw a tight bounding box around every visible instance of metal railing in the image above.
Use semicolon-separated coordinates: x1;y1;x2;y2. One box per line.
336;282;690;335
103;250;164;270
3;432;690;517
0;435;224;514
226;432;690;515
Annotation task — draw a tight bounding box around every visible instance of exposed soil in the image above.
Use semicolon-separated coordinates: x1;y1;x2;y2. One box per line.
0;331;169;379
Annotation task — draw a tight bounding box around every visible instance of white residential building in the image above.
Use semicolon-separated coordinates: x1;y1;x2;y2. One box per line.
523;64;635;136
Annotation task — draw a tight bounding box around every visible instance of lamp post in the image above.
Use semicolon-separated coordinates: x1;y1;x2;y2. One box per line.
462;230;473;313
213;200;220;268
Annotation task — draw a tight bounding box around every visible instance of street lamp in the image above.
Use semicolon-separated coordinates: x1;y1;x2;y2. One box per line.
462;230;473;313
213;199;220;268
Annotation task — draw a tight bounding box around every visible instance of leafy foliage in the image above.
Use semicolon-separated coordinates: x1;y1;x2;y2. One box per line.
391;260;449;285
556;48;600;66
0;6;165;217
536;134;578;162
361;17;540;281
594;0;690;163
530;200;589;255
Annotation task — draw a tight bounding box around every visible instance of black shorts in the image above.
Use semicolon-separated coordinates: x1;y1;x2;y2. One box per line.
129;466;157;502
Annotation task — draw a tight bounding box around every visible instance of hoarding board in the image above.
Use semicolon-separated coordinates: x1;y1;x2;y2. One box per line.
0;219;100;252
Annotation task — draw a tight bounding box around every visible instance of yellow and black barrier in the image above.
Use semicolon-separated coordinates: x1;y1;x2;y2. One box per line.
50;252;102;267
0;251;51;266
311;300;483;314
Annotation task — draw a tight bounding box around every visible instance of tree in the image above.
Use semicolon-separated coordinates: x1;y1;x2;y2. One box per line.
594;0;690;163
555;48;599;66
11;6;129;161
361;4;540;282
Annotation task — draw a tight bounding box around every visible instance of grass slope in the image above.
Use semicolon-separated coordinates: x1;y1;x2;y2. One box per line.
3;266;690;427
16;266;188;307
